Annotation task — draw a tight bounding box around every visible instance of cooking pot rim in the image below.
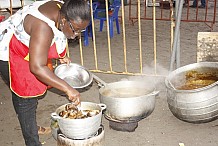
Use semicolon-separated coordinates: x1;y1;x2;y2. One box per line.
99;80;156;88
51;102;106;121
165;62;218;92
165;79;218;93
99;80;158;98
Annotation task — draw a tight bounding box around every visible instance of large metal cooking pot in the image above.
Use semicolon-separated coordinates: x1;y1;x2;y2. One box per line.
54;63;93;89
97;80;159;121
165;62;218;123
51;102;106;139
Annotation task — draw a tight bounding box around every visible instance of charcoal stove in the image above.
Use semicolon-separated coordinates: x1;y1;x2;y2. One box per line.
57;125;105;146
104;113;145;132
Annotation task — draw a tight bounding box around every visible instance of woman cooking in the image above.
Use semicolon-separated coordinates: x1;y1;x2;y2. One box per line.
0;0;91;145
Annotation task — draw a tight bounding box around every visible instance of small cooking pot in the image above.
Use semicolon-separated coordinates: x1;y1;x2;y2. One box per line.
94;75;159;121
51;102;106;139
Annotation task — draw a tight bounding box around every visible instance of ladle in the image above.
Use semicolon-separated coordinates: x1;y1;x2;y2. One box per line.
67;103;89;116
92;74;120;95
92;74;107;87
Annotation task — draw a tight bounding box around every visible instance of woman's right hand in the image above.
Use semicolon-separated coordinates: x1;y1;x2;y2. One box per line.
65;87;81;106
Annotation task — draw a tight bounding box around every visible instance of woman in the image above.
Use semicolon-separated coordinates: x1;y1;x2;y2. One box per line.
0;0;91;145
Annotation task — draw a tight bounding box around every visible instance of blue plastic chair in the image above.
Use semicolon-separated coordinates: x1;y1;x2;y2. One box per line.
83;2;99;46
94;1;121;38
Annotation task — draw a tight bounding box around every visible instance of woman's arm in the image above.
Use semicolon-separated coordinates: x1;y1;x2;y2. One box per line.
24;15;80;104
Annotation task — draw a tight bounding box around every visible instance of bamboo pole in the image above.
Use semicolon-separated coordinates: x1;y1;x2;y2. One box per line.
137;0;143;74
121;0;128;73
90;0;99;70
153;0;157;74
105;0;113;72
79;37;84;65
9;0;12;15
170;0;174;51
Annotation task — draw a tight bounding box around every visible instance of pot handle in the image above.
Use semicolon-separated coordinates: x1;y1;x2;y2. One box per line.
98;103;107;111
92;74;107;88
51;113;61;121
165;79;177;90
58;133;67;139
149;91;160;96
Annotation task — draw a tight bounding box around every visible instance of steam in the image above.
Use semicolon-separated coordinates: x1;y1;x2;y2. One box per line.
121;62;170;90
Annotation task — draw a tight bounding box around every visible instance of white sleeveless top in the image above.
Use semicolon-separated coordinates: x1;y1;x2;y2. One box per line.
0;0;67;61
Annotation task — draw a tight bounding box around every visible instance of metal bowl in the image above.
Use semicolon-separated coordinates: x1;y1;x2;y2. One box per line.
54;63;93;89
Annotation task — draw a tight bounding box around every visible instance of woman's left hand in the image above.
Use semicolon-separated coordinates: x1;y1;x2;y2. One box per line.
59;56;71;65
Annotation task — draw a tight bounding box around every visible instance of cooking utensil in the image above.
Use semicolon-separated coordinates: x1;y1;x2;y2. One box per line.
51;102;106;139
92;74;120;95
92;74;159;120
165;62;218;123
54;63;93;89
92;74;107;87
57;125;105;144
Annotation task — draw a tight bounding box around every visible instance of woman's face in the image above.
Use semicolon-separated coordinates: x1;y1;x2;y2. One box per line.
62;19;90;39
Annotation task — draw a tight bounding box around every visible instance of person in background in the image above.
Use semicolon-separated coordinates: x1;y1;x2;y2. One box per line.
93;0;111;9
183;0;189;7
173;0;189;7
190;0;206;8
0;0;90;145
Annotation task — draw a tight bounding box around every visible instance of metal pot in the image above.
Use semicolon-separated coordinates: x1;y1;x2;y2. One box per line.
51;102;106;139
165;62;218;123
97;80;159;121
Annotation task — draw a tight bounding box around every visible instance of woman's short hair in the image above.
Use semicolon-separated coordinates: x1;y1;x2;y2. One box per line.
60;0;91;23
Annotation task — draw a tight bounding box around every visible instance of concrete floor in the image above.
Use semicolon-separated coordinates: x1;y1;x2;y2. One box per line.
0;3;218;146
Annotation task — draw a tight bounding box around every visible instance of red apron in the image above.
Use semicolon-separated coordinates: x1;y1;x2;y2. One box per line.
9;35;66;98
